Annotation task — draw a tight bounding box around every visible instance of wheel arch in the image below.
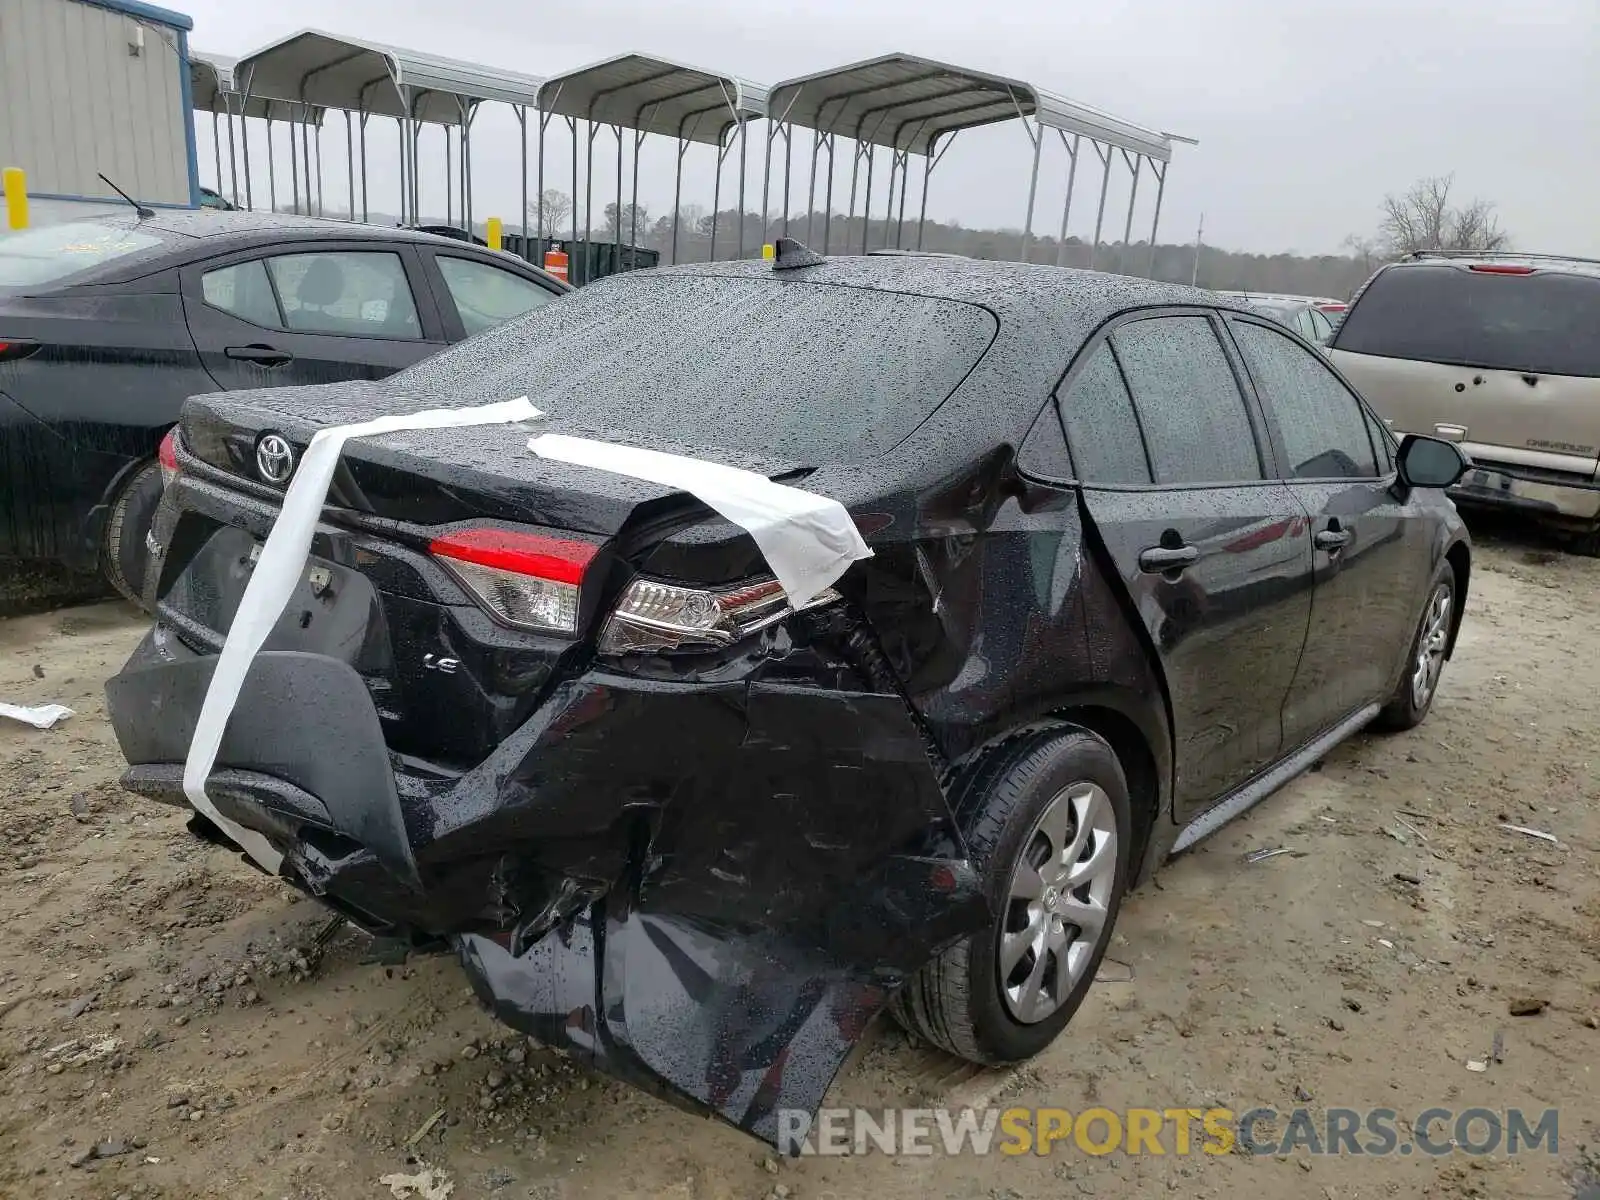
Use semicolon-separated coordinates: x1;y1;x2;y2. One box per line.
1443;538;1470;659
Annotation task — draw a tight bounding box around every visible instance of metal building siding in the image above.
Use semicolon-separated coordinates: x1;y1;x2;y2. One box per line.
0;0;192;206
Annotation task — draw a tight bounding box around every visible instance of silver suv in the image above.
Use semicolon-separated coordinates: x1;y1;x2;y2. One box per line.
1329;251;1600;554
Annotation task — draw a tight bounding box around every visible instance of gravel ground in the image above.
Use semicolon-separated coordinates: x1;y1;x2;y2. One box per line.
1;531;1597;1200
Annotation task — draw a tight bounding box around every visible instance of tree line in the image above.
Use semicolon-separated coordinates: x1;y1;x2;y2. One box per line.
279;173;1511;301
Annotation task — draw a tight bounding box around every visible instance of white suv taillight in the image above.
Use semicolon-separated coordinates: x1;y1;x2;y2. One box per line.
429;527;599;635
158;428;179;488
598;575;841;655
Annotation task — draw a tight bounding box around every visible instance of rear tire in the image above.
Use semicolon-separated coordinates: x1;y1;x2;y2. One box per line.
1569;525;1600;559
889;726;1132;1064
1376;571;1455;731
100;459;163;611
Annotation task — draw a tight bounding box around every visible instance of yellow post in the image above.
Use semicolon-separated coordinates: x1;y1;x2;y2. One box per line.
485;216;503;251
2;167;28;231
762;243;775;260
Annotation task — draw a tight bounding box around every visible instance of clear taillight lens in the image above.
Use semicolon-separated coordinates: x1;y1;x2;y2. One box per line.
429;527;599;635
598;575;841;655
158;428;179;488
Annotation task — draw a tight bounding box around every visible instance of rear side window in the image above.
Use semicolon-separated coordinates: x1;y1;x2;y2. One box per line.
390;275;997;463
436;256;556;336
1110;316;1263;485
202;260;283;328
0;222;163;288
1059;343;1151;485
1335;264;1600;378
1231;319;1377;479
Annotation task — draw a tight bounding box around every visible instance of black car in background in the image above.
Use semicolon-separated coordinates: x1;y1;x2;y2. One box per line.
106;247;1472;1149
0;210;569;604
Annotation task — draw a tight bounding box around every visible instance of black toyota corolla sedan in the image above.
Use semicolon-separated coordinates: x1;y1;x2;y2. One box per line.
0;209;569;605
104;243;1472;1150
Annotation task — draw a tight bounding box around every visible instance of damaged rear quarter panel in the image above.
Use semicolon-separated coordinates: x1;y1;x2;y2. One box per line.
433;653;989;1145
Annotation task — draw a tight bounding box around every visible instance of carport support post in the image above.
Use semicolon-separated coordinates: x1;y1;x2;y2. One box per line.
289;118;301;215
614;123;623;262
735;117;748;258
265;117;276;212
240;114;253;210
629;128;645;265
821;134;835;253
211;112;223;194
1145;160;1167;278
708;136;723;261
780;124;792;237
805;128;822;245
895;150;909;248
584;121;601;250
313;118;323;217
344;112;355;221
670;137;687;264
445;128;454;226
915;150;932;249
1019;118;1042;263
882;152;897;251
845;140;862;249
1117;150;1141;274
1055;132;1080;267
1088;141;1112;270
759;121;773;251
359;113;368;223
860;145;874;254
224;100;239;207
569;117;579;247
515;105;528;245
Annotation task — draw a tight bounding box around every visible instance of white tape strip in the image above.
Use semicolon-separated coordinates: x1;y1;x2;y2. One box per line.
182;397;544;874
528;433;872;609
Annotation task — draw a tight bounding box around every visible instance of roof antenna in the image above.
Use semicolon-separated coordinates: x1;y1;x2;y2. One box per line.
98;172;155;219
767;237;827;271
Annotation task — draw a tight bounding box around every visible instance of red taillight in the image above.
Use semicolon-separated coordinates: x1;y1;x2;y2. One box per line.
1468;264;1534;275
0;338;41;364
429;527;599;634
158;428;179;487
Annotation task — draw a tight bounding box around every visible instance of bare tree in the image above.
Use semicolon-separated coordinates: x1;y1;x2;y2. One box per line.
1340;233;1382;274
1378;175;1509;256
602;201;651;241
526;189;573;238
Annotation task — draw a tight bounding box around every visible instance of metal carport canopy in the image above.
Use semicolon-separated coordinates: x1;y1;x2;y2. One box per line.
191;50;322;121
765;52;1172;161
533;53;769;263
233;28;544;124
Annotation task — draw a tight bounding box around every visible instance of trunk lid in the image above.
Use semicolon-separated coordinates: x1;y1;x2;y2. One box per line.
161;385;823;768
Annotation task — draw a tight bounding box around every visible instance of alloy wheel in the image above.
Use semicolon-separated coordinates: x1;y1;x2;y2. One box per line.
1410;582;1453;711
999;782;1119;1024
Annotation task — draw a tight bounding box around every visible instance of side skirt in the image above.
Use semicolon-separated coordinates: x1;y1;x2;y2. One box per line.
1170;703;1381;854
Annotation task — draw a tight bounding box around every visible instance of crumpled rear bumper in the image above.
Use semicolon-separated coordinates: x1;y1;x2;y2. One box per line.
104;625;989;1146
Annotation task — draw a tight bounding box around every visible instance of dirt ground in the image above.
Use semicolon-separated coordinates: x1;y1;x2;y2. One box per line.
2;527;1598;1200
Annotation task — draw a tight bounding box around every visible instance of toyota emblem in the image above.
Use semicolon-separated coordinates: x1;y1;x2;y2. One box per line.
255;434;296;485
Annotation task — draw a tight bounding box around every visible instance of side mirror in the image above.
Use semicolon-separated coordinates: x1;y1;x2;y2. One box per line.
1396;434;1468;489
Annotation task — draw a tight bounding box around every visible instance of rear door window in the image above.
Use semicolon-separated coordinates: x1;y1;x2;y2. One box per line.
1058;343;1151;485
1230;318;1378;479
264;250;423;340
1334;263;1600;378
1110;315;1264;484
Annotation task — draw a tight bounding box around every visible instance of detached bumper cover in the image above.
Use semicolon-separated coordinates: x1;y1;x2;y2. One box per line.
104;629;988;1146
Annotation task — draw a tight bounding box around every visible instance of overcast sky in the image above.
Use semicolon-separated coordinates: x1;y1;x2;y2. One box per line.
184;0;1600;258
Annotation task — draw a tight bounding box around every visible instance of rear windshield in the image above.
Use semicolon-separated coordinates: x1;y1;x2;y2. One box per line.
0;222;164;288
392;274;998;463
1334;264;1600;378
